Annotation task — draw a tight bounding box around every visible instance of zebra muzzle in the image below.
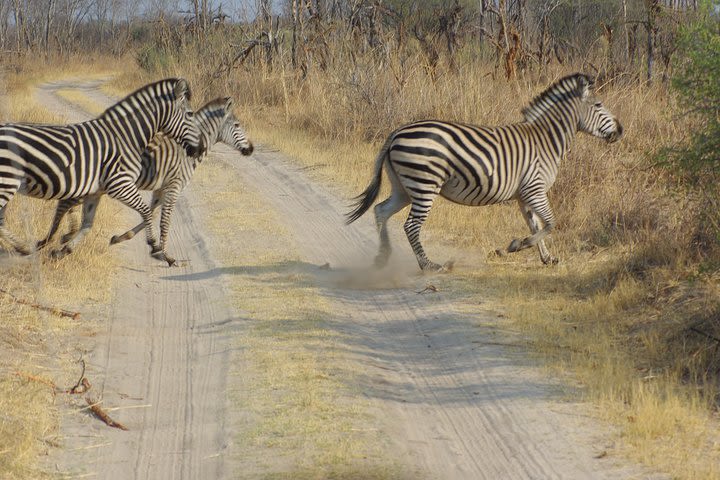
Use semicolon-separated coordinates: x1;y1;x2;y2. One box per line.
606;123;624;144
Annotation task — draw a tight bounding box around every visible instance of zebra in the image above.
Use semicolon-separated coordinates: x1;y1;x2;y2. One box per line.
346;73;623;271
0;78;203;264
36;97;254;266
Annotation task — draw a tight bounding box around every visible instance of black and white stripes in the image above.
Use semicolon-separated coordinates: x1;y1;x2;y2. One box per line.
0;78;202;263
347;73;623;271
37;97;253;266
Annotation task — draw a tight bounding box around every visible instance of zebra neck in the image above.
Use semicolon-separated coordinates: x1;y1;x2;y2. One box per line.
193;116;219;151
98;105;158;153
533;113;577;157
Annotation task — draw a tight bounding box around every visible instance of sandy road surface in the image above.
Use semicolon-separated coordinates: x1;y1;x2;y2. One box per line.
38;79;660;479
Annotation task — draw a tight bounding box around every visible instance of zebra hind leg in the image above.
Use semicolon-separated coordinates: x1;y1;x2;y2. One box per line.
403;200;450;272
372;187;410;268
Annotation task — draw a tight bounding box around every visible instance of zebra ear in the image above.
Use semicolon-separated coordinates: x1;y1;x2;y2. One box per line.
579;74;593;100
174;78;191;102
224;97;233;110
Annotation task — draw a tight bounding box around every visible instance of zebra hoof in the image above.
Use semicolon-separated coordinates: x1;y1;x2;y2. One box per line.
542;256;559;266
440;260;455;272
507;238;522;253
421;261;444;273
165;255;177;267
151;248;167;263
373;254;389;269
60;233;75;244
50;247;71;260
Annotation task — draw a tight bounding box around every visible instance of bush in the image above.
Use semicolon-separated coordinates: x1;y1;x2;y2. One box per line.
663;2;720;262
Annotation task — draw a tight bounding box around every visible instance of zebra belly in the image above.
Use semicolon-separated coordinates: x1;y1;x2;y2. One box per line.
440;174;518;206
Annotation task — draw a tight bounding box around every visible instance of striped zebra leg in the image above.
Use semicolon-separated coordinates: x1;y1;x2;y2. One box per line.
37;198;82;251
51;194;101;259
110;191;163;245
403;195;447;272
508;189;556;259
156;181;183;267
518;201;558;265
0;203;32;255
373;169;410;268
104;175;168;264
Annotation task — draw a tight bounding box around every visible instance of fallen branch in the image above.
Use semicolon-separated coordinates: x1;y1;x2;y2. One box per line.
0;288;80;320
66;358;91;394
85;397;128;431
416;285;438;294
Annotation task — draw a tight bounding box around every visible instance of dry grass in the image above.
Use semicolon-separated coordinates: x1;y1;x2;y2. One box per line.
192;161;398;479
0;59;130;478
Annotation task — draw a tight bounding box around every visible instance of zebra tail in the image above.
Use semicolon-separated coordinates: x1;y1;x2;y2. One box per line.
345;135;392;225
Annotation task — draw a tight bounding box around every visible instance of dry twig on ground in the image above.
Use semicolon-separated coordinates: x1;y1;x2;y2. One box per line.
85;397;128;431
0;288;81;319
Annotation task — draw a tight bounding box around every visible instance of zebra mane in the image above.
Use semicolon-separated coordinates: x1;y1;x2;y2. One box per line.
100;78;190;118
196;97;232;121
521;73;593;123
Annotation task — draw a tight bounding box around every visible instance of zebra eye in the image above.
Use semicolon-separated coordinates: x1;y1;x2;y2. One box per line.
594;102;602;108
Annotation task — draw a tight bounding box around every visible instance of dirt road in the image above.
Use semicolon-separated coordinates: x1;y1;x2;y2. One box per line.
41;79;658;479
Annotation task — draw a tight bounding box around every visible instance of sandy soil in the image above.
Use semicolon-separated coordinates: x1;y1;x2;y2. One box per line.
38;79;663;479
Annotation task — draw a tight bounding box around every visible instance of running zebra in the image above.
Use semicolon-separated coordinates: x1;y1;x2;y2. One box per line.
346;73;623;271
37;97;254;266
0;78;203;264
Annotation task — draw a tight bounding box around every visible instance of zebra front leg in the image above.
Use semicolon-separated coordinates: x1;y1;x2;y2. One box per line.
37;198;82;251
508;191;556;261
110;191;163;245
403;201;450;272
518;200;558;265
51;195;101;260
157;183;182;267
106;179;165;263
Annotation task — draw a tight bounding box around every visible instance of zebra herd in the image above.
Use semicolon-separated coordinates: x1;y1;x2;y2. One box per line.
0;73;622;271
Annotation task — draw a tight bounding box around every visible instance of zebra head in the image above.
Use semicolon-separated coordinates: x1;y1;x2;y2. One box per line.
160;79;205;157
217;98;254;156
576;76;624;144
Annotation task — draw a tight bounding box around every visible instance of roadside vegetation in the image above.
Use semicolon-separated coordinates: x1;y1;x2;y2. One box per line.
1;0;719;478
